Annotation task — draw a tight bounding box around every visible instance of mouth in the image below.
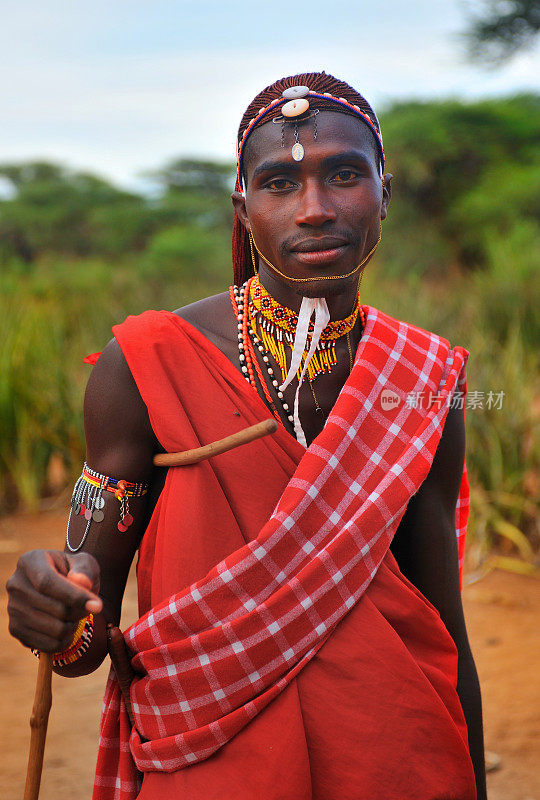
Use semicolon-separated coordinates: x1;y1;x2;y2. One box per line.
290;237;349;266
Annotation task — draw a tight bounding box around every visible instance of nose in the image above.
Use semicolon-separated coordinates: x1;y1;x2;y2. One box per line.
294;179;337;227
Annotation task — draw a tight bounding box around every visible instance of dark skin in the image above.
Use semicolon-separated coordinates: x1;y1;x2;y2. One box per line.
6;110;486;797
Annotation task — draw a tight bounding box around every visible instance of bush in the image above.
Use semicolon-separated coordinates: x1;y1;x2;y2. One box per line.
144;225;231;281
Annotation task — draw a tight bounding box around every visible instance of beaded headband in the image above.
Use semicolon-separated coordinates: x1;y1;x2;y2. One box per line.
236;87;385;191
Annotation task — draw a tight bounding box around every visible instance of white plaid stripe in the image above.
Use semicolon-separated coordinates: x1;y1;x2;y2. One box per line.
95;306;470;796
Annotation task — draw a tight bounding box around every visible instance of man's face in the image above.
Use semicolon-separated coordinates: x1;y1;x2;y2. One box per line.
236;111;389;292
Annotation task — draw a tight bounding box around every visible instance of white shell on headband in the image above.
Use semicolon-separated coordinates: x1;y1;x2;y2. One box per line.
282;85;309;99
282;98;309;117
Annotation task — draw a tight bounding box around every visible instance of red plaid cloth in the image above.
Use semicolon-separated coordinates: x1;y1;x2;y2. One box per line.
93;307;469;799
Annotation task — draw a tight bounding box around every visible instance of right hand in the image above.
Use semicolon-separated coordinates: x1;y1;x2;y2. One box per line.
6;550;103;653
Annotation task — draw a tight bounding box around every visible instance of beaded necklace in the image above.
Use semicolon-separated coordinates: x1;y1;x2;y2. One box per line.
229;277;365;434
248;275;362;384
230;281;290;426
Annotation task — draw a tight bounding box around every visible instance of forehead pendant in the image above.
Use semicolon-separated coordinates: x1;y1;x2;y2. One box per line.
292;141;304;161
280;85;310;161
291;121;304;161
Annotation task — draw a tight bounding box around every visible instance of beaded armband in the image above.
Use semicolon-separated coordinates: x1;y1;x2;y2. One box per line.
32;613;94;668
66;463;149;552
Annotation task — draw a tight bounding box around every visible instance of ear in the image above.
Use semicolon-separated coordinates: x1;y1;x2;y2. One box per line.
380;173;393;221
231;191;250;231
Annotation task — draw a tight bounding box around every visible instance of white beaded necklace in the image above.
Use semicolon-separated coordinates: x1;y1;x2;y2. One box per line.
233;281;295;427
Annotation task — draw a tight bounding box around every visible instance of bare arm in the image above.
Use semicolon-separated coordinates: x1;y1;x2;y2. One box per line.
7;338;159;676
390;405;487;800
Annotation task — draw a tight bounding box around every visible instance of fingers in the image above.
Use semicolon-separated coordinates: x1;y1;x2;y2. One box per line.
10;574;68;619
26;567;95;619
10;606;77;653
6;549;103;652
66;569;102;612
65;552;101;595
8;573;78;652
68;571;93;591
27;551;102;617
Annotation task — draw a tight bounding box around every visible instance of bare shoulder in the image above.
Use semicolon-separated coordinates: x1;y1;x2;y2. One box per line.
173;291;238;358
83;338;157;479
85;338;140;415
84;291;239;474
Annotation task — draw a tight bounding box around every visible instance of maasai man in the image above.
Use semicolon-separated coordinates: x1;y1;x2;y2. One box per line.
7;72;486;799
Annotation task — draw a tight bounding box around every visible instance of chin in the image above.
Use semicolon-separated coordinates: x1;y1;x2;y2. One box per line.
292;272;360;299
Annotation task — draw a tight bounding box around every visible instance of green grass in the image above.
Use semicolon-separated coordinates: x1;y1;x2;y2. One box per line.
364;258;540;563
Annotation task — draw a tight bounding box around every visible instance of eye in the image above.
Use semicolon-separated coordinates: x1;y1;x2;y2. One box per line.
332;169;359;183
265;177;295;191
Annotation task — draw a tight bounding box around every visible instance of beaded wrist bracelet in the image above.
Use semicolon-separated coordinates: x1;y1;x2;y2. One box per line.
32;613;94;668
66;463;149;552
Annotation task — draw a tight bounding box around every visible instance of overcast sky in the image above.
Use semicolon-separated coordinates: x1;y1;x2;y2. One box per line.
2;0;538;190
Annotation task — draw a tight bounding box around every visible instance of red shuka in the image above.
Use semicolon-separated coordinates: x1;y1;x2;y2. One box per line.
93;308;476;800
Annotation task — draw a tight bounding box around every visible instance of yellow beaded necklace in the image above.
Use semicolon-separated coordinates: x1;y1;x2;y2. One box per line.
248;276;363;384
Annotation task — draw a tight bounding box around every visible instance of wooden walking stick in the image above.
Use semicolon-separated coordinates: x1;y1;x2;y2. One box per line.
23;652;53;800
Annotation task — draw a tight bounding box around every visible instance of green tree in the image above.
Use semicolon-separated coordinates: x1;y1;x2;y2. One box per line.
146;158;235;231
380;94;540;274
0;161;155;262
464;0;540;62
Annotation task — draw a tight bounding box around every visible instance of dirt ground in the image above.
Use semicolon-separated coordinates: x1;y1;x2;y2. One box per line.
0;508;538;800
